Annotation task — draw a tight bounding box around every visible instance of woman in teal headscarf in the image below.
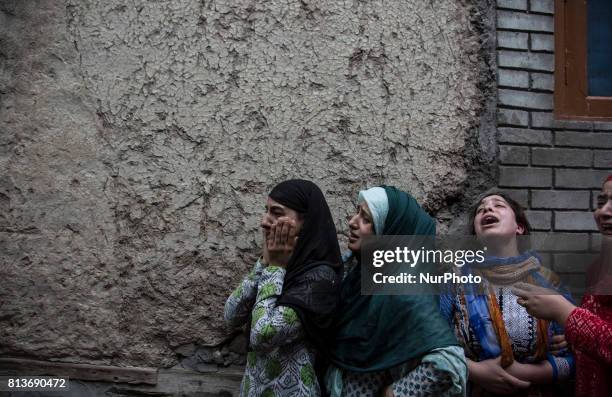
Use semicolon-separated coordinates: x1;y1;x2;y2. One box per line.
326;186;467;397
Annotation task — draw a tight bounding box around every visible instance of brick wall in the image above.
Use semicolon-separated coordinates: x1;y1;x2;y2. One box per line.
495;0;611;281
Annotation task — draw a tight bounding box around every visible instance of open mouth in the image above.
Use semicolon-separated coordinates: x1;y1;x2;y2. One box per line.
601;222;612;234
481;215;499;226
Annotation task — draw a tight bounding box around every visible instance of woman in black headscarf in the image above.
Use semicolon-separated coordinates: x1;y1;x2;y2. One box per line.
224;179;342;397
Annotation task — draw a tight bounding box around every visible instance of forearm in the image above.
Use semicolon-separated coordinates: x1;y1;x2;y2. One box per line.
508;355;575;384
468;358;552;384
466;358;481;382
512;361;552;384
223;259;264;327
566;307;612;364
249;266;304;351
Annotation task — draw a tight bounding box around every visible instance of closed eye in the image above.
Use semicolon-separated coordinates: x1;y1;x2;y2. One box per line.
597;194;609;207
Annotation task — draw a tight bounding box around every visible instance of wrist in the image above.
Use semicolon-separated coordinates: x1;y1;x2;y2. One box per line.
555;301;576;326
266;255;288;268
545;354;557;382
509;361;528;379
467;359;483;382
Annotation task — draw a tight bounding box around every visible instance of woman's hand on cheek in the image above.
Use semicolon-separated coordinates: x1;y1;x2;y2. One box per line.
469;357;531;395
266;217;298;268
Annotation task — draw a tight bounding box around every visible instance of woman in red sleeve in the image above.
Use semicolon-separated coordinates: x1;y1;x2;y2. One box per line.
513;175;612;397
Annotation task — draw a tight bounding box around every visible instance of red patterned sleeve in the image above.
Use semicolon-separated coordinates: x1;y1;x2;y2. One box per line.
565;306;612;365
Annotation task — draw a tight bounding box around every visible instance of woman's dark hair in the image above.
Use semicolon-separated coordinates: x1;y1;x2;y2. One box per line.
469;191;531;236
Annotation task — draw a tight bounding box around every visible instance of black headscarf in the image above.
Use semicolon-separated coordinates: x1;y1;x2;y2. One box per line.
269;179;342;335
268;180;342;391
269;180;342;279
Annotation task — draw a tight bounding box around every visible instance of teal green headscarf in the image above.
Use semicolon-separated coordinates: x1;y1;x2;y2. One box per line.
329;186;458;372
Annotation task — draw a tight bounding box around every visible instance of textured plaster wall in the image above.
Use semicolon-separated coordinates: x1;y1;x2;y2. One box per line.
0;0;495;367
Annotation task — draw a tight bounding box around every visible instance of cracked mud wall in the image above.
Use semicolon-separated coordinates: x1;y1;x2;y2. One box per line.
0;0;496;367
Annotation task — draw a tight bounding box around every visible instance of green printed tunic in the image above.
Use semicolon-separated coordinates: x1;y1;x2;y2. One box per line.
224;260;320;397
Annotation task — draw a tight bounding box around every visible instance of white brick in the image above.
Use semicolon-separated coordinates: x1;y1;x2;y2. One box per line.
531;232;590;251
498;127;552;145
499;51;554;72
498;189;529;207
498;108;529;126
531;112;553;128
530;33;554;52
531;190;591;210
591;121;612;131
499;166;552;187
532;148;592;167
500;145;530;164
552;120;594;130
498;31;529;50
499;89;553;110
530;0;554;14
556;131;612;148
497;0;527;10
497;10;554;32
525;210;552;230
556;169;612;189
499;69;529;88
530;72;554;91
592;190;601;211
594;151;612;168
555;211;598;231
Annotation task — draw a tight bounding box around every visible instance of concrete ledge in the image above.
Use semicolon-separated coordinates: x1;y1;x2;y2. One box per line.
0;357;243;397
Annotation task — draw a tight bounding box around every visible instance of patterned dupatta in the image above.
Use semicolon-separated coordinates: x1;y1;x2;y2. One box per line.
461;251;572;367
